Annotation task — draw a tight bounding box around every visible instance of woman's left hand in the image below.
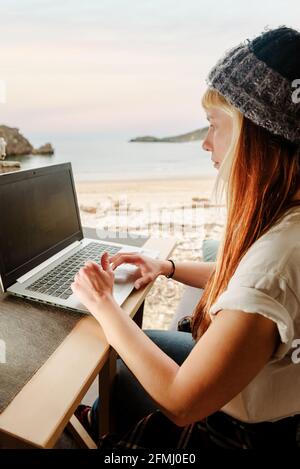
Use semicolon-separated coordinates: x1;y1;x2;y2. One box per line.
71;251;115;311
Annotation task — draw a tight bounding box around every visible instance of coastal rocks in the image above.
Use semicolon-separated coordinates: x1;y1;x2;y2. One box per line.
0;161;21;177
32;143;54;155
0;135;21;170
130;127;209;143
0;125;32;156
0;160;21;168
0;137;6;159
130;136;158;142
0;160;21;175
0;125;54;156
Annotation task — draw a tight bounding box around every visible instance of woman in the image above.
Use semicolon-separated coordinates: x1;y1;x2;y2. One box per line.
72;26;300;449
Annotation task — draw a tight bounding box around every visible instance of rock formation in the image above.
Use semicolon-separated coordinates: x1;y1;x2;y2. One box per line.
130;127;209;143
0;125;54;157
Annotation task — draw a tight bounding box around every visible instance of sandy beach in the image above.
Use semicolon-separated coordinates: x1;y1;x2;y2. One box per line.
76;177;226;330
75;177;217;204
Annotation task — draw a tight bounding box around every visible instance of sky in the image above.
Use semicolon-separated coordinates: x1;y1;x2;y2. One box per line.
0;0;299;143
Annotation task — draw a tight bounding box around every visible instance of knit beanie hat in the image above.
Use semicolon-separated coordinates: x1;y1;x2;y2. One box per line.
206;26;300;144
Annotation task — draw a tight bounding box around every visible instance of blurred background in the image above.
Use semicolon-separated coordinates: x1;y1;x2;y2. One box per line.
0;0;299;180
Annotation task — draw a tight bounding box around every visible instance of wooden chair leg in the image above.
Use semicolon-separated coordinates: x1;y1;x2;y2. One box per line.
67;416;97;449
98;348;118;437
97;301;145;439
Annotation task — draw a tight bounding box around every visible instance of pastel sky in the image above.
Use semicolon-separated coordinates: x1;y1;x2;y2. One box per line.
0;0;299;142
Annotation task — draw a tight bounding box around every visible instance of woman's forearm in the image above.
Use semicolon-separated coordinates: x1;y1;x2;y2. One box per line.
90;296;183;422
160;261;216;289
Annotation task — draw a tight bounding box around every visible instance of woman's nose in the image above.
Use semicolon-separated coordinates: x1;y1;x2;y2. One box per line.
202;138;211;152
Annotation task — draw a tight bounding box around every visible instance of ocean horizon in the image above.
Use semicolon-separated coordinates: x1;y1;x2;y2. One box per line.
6;139;217;182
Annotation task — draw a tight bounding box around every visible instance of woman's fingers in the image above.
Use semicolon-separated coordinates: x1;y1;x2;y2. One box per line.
79;263;97;280
101;252;112;272
134;272;155;289
109;252;141;267
110;253;143;270
109;251;140;263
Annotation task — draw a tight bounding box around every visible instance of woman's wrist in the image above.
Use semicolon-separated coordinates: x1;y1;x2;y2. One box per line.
89;292;117;318
90;294;128;344
160;260;175;278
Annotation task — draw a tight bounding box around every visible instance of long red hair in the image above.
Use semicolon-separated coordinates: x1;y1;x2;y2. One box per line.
191;88;300;340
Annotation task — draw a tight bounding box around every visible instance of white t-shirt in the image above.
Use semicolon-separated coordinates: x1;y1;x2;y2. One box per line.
209;205;300;423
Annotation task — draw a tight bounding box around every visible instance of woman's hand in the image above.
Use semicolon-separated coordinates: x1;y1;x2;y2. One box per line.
109;252;172;290
71;251;115;311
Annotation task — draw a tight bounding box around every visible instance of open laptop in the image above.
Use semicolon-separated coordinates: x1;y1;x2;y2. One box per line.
0;163;158;313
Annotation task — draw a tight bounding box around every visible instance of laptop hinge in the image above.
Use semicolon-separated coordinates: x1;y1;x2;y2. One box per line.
17;240;82;284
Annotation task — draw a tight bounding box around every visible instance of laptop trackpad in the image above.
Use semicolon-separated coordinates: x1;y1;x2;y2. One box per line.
114;265;139;285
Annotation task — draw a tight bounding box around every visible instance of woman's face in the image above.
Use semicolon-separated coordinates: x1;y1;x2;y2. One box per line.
202;106;233;170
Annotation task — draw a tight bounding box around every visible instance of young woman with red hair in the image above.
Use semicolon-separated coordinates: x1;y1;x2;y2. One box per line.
72;26;300;449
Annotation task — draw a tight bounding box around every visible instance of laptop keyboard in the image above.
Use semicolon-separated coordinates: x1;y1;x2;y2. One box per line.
25;242;121;300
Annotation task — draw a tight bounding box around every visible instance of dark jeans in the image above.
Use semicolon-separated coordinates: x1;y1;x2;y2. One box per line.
90;330;195;435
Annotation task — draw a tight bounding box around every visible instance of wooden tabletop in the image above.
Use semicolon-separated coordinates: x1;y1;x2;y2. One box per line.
0;236;176;448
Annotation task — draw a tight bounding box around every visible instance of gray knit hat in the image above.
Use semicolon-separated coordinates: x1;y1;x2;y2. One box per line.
206;26;300;144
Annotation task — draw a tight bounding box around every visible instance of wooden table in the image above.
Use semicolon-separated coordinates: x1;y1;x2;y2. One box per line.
0;235;176;449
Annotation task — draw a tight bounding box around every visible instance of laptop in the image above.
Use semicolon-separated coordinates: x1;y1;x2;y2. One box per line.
0;163;158;313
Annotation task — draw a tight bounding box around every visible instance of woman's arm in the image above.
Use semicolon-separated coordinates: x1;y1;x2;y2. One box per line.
89;296;278;426
160;260;216;289
110;251;216;290
72;258;279;427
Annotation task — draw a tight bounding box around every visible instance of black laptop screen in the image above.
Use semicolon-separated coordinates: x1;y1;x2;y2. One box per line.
0;164;83;290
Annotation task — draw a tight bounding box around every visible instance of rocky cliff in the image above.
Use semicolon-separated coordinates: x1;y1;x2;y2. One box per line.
0;125;54;157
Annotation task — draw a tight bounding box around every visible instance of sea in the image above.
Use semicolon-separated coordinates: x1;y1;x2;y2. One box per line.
6;139;217;182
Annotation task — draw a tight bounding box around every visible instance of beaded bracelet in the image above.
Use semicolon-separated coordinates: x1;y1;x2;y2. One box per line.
166;259;176;279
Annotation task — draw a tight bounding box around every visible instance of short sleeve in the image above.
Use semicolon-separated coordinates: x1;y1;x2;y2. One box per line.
209;272;295;361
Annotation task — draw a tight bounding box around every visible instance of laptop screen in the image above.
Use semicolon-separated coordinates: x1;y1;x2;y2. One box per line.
0;163;83;291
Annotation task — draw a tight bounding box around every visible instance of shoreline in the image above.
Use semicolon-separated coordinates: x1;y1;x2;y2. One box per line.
75;177;217;204
74;175;217;185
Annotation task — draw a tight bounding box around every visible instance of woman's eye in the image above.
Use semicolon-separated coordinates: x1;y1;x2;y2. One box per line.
209;124;215;130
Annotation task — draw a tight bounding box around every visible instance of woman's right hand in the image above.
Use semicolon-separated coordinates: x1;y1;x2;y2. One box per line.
108;252;172;290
